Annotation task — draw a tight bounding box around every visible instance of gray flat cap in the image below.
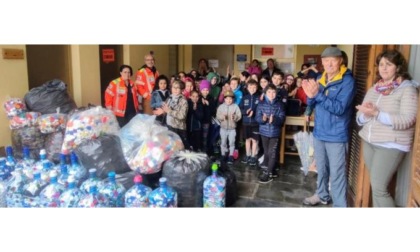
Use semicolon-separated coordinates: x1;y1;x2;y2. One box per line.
321;47;342;58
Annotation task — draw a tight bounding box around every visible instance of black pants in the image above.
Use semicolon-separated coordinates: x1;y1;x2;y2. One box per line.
188;130;203;152
260;135;279;174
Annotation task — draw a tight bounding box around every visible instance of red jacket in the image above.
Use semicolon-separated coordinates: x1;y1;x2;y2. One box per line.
105;77;139;117
135;67;159;100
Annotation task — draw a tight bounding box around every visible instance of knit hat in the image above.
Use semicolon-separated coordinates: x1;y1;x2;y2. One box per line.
321;47;342;58
199;80;211;91
206;72;220;83
224;90;234;98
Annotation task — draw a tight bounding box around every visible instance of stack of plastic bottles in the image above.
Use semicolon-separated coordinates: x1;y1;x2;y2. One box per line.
99;171;126;207
148;177;177;208
203;163;226;207
77;185;107;208
34;149;55;175
59;176;84;208
39;170;65;207
17;147;36;179
125;175;152;207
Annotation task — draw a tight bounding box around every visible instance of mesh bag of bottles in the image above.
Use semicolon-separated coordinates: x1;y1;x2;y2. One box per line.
162;151;210;207
24;79;77;114
61;106;120;154
11;126;46;160
119;114;184;175
74;134;131;179
3;97;27;118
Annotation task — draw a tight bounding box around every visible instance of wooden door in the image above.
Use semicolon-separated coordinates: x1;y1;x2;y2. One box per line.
99;45;123;107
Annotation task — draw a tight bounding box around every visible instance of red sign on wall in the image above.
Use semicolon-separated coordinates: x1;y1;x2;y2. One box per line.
102;49;115;63
261;47;274;56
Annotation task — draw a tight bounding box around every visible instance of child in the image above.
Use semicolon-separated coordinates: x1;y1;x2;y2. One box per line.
182;77;195;100
216;90;242;164
151;75;170;125
239;79;260;166
187;90;204;151
199;80;216;155
153;80;189;148
255;84;286;184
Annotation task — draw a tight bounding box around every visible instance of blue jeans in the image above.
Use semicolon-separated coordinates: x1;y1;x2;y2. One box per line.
314;138;348;207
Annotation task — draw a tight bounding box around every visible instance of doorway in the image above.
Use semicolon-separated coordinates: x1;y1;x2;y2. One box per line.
99;45;123;106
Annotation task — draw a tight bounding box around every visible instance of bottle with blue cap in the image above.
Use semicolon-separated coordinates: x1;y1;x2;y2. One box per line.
68;152;87;182
6;167;27;207
203;163;226;207
39;170;65;207
148;177;177;208
17;147;36;180
125;174;152;207
59;175;84;208
79;168;104;194
54;153;68;175
22;171;48;207
77;184;107;208
34;149;54;173
58;163;70;188
99;171;126;207
5;146;16;171
0;157;12;182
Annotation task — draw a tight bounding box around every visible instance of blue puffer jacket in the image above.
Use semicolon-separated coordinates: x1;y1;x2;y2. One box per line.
307;66;356;142
255;96;286;138
239;92;260;126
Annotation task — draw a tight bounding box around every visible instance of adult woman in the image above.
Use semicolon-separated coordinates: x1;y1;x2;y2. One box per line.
105;64;139;127
356;50;418;207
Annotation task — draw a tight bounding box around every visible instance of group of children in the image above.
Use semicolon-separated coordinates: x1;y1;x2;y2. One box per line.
150;69;292;184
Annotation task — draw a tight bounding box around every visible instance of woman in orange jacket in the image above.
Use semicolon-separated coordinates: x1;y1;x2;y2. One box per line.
105;64;139;127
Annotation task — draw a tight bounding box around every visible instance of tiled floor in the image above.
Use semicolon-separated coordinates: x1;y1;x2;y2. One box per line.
228;155;331;207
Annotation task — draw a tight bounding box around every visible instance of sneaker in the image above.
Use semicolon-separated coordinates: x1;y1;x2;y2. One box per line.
241;156;250;164
270;170;278;178
302;194;328;206
258;171;273;184
227;156;234;165
248;157;257;166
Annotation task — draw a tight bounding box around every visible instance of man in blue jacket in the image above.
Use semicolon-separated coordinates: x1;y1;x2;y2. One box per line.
302;47;356;207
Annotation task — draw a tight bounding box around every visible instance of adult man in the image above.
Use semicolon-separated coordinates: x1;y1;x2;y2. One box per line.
302;47;356;207
261;58;281;77
135;53;159;115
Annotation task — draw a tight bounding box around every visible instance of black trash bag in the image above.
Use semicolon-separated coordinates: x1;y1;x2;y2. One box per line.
215;160;238;207
140;170;162;190
162;151;210;207
11;126;46;160
115;171;137;190
45;129;65;163
24;79;77;114
74;134;131;179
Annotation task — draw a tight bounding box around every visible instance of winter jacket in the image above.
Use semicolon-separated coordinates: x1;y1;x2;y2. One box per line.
187;100;204;132
216;103;242;130
307;65;356;142
151;90;169;109
239;92;260;126
255;97;285;138
135;66;159;100
201;94;216;124
165;94;188;130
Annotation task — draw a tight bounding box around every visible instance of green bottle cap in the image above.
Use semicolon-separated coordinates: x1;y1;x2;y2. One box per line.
211;163;218;172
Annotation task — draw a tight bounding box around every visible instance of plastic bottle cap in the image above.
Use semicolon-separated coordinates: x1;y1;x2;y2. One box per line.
89;168;97;173
159;177;167;183
211;163;218;172
134;175;143;183
68;175;75;183
108;171;116;177
40;149;46;155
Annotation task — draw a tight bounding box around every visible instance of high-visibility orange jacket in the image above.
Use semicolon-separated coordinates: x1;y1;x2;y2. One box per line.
135;67;159;100
105;77;139;117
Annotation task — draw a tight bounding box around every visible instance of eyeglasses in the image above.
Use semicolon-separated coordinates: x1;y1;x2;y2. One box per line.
286;78;294;81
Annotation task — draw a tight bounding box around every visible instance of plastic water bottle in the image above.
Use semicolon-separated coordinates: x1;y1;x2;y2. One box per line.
0;157;12;182
203;163;226;207
6;167;27;207
99;171;126;207
39;170;65;207
5;146;16;171
58;164;69;188
80;168;104;194
68;152;87;182
77;185;107;208
0;179;7;207
54;153;68;174
148;177;177;208
41;161;53;184
59;176;84;208
125;175;152;208
22;171;47;207
34;149;54;173
18;147;36;179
